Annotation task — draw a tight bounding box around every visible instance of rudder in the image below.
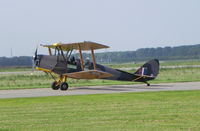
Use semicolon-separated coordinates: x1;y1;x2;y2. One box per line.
134;59;159;78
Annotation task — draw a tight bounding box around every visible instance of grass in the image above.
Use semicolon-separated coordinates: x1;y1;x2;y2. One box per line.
0;72;133;90
0;66;31;72
1;59;200;90
1;67;200;90
154;67;200;83
127;67;200;83
0;90;200;131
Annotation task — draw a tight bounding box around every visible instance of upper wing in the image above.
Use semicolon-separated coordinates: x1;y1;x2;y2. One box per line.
41;41;109;51
63;70;113;79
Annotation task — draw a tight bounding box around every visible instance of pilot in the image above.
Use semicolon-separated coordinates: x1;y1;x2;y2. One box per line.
70;56;76;65
85;57;91;69
76;59;82;71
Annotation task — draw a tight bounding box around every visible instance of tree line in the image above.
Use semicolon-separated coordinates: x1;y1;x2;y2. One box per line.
0;56;32;67
1;44;200;66
88;44;200;63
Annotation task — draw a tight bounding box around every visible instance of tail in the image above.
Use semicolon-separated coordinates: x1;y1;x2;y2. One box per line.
133;59;160;85
134;59;159;77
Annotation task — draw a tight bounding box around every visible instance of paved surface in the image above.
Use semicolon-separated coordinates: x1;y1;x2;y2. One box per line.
0;82;200;99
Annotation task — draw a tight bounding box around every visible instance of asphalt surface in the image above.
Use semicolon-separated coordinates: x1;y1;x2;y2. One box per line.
0;82;200;99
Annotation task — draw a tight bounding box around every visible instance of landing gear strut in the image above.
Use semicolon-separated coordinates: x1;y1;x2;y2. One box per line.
51;75;69;91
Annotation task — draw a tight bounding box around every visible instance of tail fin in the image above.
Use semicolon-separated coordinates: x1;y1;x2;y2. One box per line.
134;59;159;78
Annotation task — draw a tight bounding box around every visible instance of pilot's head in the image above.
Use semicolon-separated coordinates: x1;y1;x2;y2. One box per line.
70;56;75;60
86;57;90;62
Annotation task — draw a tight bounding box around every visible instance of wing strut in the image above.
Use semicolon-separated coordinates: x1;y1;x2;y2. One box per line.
91;48;96;70
78;44;84;71
48;47;52;56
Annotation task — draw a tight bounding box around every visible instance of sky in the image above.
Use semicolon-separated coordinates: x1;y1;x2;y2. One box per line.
0;0;200;57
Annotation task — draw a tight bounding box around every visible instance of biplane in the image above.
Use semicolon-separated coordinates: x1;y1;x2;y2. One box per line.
33;41;159;90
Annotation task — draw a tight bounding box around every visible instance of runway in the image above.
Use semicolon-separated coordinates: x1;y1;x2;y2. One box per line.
0;82;200;99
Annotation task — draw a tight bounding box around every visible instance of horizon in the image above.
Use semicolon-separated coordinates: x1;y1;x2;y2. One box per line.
1;43;200;57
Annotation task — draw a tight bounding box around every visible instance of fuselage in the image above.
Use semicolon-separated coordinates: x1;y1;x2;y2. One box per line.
35;55;140;81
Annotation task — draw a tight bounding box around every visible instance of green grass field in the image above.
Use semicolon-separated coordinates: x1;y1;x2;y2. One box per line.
1;59;200;90
0;90;200;131
1;67;200;90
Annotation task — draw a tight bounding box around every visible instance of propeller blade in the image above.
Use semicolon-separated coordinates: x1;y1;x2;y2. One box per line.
32;45;39;71
34;45;38;61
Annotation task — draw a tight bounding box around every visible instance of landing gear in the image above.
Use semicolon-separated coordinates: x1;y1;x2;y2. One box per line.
144;81;150;86
51;81;60;90
60;82;68;91
50;75;69;91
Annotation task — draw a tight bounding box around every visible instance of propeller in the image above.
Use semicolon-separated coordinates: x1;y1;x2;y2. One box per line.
34;45;38;61
32;45;38;72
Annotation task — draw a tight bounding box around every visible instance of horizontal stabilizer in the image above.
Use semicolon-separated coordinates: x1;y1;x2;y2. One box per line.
133;74;155;78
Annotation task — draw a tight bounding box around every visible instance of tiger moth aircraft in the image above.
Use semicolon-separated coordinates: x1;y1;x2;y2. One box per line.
33;41;159;91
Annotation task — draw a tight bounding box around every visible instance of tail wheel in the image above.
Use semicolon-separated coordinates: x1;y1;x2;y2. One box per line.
144;81;150;86
60;82;69;91
51;81;60;90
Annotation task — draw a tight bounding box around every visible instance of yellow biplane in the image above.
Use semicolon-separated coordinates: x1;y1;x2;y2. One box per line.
34;41;159;90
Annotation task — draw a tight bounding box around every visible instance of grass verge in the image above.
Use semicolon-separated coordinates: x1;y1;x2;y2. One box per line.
0;90;200;131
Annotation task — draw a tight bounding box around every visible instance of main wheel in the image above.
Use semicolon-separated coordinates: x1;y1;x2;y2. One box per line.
51;81;60;90
60;82;69;91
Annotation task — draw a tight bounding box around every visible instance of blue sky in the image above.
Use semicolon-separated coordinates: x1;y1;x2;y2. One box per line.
0;0;200;56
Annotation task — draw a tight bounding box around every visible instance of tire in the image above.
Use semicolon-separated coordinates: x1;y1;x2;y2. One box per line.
51;81;60;90
60;82;68;91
